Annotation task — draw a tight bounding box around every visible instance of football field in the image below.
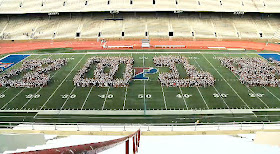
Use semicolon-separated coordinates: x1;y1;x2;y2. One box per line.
0;49;280;124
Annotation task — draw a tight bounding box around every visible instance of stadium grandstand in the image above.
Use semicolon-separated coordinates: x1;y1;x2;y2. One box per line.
1;0;280;153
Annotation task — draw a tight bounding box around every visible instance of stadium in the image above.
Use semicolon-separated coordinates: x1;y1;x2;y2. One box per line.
0;0;280;153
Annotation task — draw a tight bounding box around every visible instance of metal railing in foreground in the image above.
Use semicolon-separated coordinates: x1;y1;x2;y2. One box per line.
13;129;141;154
1;121;280;132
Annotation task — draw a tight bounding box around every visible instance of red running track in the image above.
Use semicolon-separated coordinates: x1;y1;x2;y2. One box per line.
0;40;280;54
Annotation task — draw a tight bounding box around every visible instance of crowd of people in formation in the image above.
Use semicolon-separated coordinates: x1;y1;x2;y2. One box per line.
0;58;68;88
153;56;215;87
269;58;280;66
73;56;134;87
218;57;280;87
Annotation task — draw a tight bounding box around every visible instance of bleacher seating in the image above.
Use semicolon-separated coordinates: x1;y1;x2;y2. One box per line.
0;13;280;41
1;0;280;14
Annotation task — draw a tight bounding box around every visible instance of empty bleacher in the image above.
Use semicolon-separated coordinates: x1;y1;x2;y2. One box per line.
1;0;280;14
1;13;280;41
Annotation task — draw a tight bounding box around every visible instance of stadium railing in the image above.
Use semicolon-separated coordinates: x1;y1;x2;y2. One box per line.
1;121;280;132
13;129;141;154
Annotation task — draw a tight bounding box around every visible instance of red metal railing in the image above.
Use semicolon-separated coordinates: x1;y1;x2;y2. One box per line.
16;130;141;154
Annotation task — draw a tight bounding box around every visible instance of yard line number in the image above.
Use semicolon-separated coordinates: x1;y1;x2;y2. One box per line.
98;94;114;99
176;94;192;98
138;94;152;99
61;94;76;99
0;94;5;98
249;93;264;98
213;93;228;98
25;94;40;99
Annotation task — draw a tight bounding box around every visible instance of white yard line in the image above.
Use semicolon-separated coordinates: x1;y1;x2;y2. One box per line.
102;87;110;110
0;88;9;95
142;54;147;113
161;86;167;110
39;54;86;110
173;53;188;109
191;54;230;110
201;54;251;109
245;53;280;103
20;55;58;110
220;53;269;108
123;87;128;110
1;88;25;109
81;86;94;110
179;87;188;109
264;87;280;102
59;86;76;111
1;55;43;110
212;86;231;109
196;87;209;109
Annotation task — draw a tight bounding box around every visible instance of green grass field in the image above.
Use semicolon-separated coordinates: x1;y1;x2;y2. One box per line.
0;49;280;124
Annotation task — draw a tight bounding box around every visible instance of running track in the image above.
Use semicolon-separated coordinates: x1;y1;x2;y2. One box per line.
0;40;280;54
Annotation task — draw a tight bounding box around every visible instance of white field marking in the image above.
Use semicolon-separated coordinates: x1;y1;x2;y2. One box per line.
0;88;9;95
263;87;280;102
59;86;77;111
212;86;231;109
39;54;86;110
173;53;187;109
188;53;209;109
156;53;167;109
81;86;94;110
191;54;230;110
123;86;128;110
1;54;44;109
201;54;251;109
161;86;167;110
0;54;10;61
220;54;269;108
142;54;146;112
0;54;40;74
196;87;209;109
20;54;59;109
245;54;280;103
1;88;25;109
102;87;110;110
179;87;188;109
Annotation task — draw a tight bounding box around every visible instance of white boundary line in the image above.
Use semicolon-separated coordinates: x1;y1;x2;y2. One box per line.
220;53;269;108
161;86;167;110
201;54;251;109
0;54;33;74
81;86;94;110
102;87;110;110
39;54;86;110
